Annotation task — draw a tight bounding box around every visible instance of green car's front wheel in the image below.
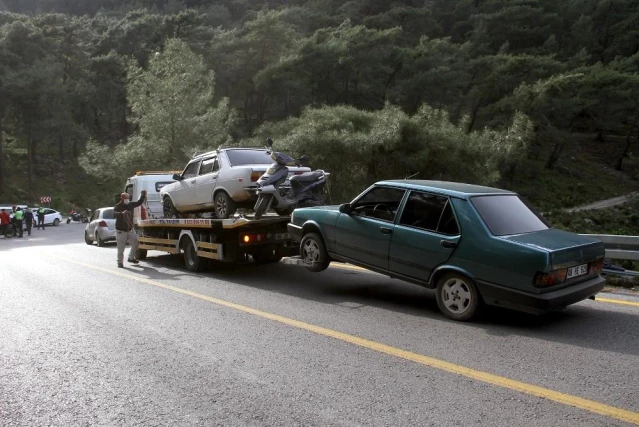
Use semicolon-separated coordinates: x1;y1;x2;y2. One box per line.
435;273;482;321
300;232;330;272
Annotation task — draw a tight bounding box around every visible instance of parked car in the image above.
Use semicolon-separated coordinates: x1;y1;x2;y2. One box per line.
84;207;116;247
35;208;63;226
161;147;310;219
288;180;606;321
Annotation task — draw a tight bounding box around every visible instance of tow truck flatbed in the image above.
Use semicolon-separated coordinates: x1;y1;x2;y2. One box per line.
135;214;296;271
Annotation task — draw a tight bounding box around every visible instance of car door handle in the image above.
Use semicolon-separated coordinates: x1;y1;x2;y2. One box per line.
380;227;393;235
440;240;457;249
190;179;196;183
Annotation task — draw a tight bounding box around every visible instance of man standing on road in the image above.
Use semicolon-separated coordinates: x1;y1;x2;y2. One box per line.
14;207;24;238
0;209;10;236
114;190;147;268
37;206;46;230
24;207;34;236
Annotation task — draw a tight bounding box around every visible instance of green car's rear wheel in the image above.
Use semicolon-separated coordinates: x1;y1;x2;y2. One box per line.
435;273;482;321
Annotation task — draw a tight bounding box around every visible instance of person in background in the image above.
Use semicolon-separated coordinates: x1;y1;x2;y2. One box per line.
13;207;24;238
37;206;46;230
114;190;147;268
24;207;34;236
0;209;10;236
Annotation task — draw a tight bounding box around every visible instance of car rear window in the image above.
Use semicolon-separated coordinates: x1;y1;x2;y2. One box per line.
102;208;115;220
226;149;272;166
471;195;549;236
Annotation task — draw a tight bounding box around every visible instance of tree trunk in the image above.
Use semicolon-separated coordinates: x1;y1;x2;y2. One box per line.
28;133;34;204
466;101;481;134
545;142;564;169
59;135;65;162
615;114;639;170
0;114;4;195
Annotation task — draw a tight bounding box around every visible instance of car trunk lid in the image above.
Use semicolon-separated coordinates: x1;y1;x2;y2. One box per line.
501;228;604;269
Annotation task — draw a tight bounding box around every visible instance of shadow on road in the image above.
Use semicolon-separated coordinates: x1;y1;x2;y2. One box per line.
138;255;639;357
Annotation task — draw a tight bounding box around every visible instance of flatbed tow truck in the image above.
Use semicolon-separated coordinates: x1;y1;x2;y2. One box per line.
125;172;299;271
135;216;297;271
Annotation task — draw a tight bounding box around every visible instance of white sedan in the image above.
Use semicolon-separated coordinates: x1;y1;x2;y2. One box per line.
32;208;63;226
161;147;309;219
84;207;116;247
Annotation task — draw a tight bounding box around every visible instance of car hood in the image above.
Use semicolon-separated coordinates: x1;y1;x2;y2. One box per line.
500;228;604;268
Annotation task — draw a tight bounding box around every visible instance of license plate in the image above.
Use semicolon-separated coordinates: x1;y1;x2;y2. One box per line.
276;233;290;240
567;263;588;279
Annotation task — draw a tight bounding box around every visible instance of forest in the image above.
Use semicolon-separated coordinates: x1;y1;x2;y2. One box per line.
0;0;638;219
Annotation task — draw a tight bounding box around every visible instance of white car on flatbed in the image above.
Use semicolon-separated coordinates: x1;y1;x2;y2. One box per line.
160;147;310;219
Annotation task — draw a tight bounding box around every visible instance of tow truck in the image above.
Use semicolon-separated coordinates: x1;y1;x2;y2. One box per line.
124;171;298;271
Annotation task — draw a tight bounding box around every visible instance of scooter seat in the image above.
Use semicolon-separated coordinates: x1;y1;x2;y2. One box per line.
290;171;323;182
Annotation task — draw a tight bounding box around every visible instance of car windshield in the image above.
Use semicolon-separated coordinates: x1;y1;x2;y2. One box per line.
225;149;271;166
102;208;115;220
471;195;549;236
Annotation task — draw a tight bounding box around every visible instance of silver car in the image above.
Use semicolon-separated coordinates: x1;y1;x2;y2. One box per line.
161;148;310;219
84;207;116;246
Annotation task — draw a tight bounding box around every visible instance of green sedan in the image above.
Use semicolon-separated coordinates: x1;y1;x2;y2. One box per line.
287;180;606;321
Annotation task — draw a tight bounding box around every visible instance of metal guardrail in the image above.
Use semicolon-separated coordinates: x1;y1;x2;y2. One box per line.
582;234;639;277
581;234;639;261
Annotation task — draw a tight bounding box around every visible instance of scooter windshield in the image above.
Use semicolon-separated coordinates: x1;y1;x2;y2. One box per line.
271;151;294;165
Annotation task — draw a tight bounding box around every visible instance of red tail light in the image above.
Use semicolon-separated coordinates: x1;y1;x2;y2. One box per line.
589;259;604;275
98;221;108;227
250;171;262;182
294;171;303;175
534;269;567;288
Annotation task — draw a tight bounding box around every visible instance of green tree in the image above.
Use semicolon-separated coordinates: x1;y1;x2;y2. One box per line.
81;38;233;178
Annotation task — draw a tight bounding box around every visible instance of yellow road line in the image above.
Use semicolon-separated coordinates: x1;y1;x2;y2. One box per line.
331;264;639;308
46;255;639;426
596;297;639;308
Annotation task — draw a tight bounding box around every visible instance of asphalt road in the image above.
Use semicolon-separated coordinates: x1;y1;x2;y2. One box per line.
2;224;639;427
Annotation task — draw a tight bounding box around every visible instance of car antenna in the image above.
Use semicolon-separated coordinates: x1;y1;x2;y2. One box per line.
404;172;419;180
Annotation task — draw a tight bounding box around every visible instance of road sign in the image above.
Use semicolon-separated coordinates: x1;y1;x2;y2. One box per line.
40;196;51;203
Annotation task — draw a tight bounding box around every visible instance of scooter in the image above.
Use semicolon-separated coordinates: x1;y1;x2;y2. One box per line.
253;138;330;219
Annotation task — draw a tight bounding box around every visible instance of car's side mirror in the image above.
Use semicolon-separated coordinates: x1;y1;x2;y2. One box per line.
339;203;352;214
172;173;182;180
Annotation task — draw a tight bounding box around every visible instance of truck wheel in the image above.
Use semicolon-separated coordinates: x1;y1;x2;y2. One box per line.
84;231;93;245
435;273;482;321
136;249;147;260
214;191;236;219
182;238;205;272
163;197;178;218
254;195;271;220
252;248;283;264
300;232;330;272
